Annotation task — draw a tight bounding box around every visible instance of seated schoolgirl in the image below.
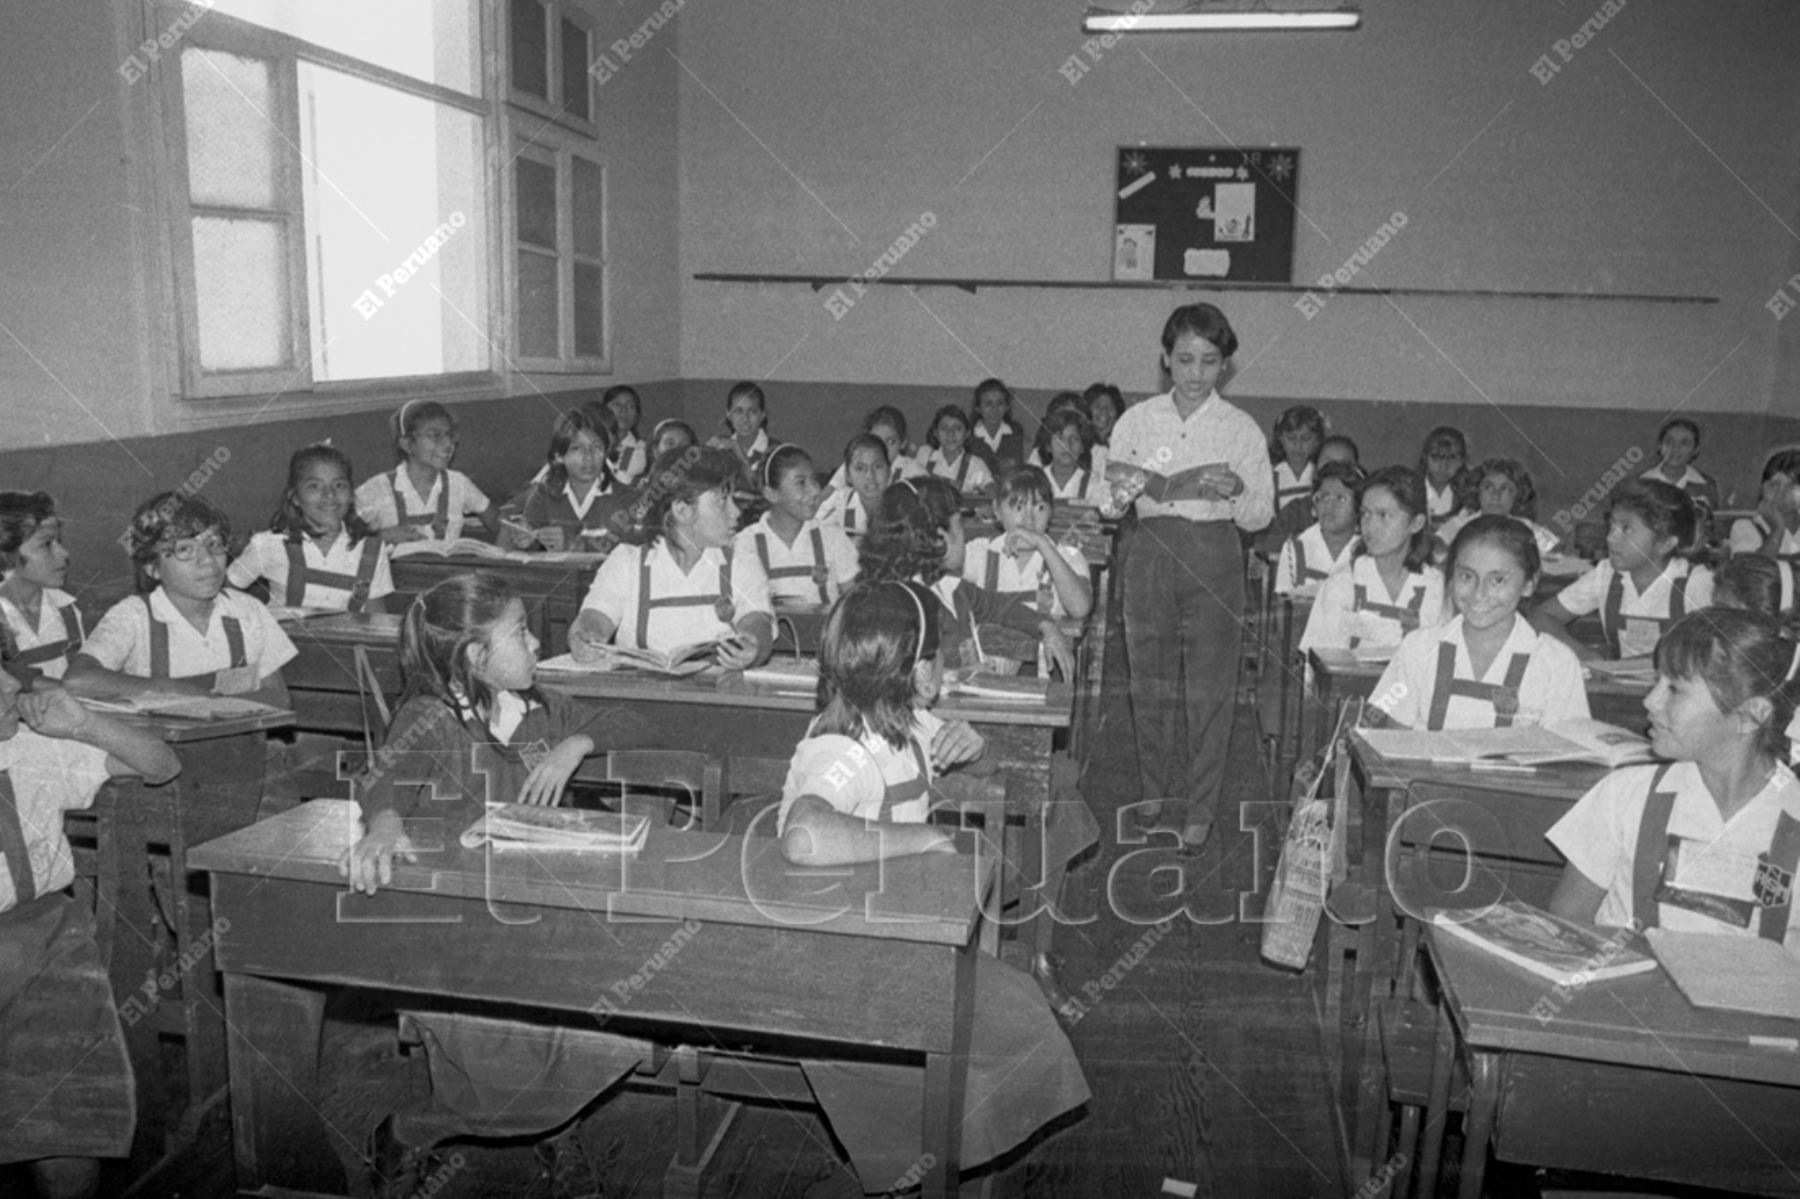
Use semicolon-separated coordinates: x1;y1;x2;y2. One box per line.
227;444;394;615
1432;457;1562;560
1548;609;1800;951
1318;434;1359;471
1640;417;1720;514
1300;465;1445;655
0;491;84;684
1024;392;1087;468
568;447;774;670
827;406;924;490
734;444;859;608
1730;448;1800;560
499;408;631;553
962;466;1092;620
915;403;995;494
0;666;179;1199
859;476;1074;679
1269;404;1324;519
1273;460;1363;598
705;381;773;487
776;581;1091;1189
1036;407;1108;505
1081;381;1123;450
339;575;632;1189
602;385;649;486
968;377;1026;474
354;400;500;546
648;417;696;460
1714;552;1796;622
816;433;891;539
1371;515;1589;730
68;493;295;707
1533;479;1714;662
1418;425;1468;524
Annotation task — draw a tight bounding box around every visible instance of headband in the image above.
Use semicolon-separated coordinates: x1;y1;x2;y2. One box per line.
888;580;940;668
895;477;920;496
1787;640;1800;686
761;443;800;489
1781;560;1795;616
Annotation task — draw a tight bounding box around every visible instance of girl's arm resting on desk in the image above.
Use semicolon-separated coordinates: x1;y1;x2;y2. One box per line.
722;611;774;670
780;794;956;866
472;504;503;538
243;673;289;710
1547;862;1606;925
1018;532;1091;619
62;655;209;699
517;733;596;806
567;609;618;663
20;688;180;784
339;809;416;895
378;525;427;544
1529;597;1601;661
362;594;390;616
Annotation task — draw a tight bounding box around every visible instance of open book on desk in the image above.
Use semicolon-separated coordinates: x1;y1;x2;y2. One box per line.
391;537;603;566
1585;655;1657;683
1360;718;1653;769
1648;929;1800;1022
943;672;1050;703
742;658;819;693
1433;901;1656;987
537;642;720;677
82;693;284;721
460;803;649;852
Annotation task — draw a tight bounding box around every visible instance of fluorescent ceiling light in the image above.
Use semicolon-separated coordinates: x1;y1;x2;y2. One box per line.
1083;7;1361;32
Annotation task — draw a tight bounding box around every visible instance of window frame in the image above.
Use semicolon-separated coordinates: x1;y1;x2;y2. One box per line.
505;121;611;375
505;0;598;135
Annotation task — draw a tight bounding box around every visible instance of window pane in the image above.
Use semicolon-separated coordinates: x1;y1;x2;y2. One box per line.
560;17;590;119
572;158;603;259
183;48;276;209
516;158;557;250
517;251;559;359
298;63;489;382
211;0;480;95
192;217;287;371
573;262;603;359
510;0;548;100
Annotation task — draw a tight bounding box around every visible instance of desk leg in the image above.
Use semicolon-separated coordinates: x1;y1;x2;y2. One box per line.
1414;997;1454;1195
918;944;976;1199
221;973;348;1195
1456;1051;1499;1199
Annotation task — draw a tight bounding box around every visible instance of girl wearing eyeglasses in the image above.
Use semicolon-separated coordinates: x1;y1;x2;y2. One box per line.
353;399;499;546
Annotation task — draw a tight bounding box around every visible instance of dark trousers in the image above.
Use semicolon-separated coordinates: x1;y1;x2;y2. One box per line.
1120;517;1246;826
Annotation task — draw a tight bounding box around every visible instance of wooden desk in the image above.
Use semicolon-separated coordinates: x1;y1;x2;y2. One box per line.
1420;926;1800;1198
190;801;992;1198
65;705;294;1186
390;551;602;656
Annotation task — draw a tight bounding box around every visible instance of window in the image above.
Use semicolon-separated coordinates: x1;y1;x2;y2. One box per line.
507;0;595;132
509;133;608;370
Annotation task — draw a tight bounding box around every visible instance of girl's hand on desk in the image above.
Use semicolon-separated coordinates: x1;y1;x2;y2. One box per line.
1039;620;1075;681
19;686;95;740
339;812;415;895
717;634;758;672
379;526;427;545
517;736;591;806
931;720;986;771
567;620;608;665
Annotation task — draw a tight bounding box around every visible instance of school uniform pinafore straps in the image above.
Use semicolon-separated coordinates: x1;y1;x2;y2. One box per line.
283;538;380;612
1350;580;1426;639
635;545;737;646
0;774;36;906
753;528;829;605
1632;763;1800;942
1286;536;1330;589
1424;640;1531;731
1601;567;1690;658
981;545;1040;603
143;595;246;682
878;739;933;819
391;468;451;539
1;602;82;669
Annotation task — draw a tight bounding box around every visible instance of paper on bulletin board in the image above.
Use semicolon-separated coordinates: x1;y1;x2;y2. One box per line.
1113;146;1299;283
1114;224;1155;281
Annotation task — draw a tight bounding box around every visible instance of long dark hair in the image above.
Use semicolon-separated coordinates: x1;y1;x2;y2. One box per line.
1355;465;1431;572
0;491;56;572
271;444;376;546
858;477;960;584
397;572;525;725
814;582;939;749
1657;609;1800;760
542;407;614;495
633;445;738;548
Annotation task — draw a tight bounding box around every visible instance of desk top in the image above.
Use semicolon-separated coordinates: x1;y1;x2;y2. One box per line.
190;799;993;948
282;610;399;645
1310;647;1653;702
1348;728;1609;802
1428;924;1800;1088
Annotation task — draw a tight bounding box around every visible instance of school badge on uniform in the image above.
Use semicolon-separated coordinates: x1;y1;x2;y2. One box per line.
519;738;553;773
714;597;736;624
1754;856;1792;909
1491;687;1519;719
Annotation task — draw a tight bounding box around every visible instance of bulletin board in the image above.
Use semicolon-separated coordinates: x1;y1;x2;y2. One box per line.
1112;146;1300;284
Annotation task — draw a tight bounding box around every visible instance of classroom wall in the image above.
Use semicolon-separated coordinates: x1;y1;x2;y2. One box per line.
672;2;1800;491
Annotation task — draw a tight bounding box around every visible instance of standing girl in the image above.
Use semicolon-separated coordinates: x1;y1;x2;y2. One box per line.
1533;479;1714;661
816;433;890;539
734;444;859;607
603;385;649;486
499;408;630;552
569;447;774;670
1300;465;1444;654
968;377;1026;474
354;400;499;545
916;403;994;493
1106;304;1275;848
1548;609;1800;950
0;492;83;683
1372;515;1589;730
1418;426;1469;523
228;444;394;614
775;581;1090;1191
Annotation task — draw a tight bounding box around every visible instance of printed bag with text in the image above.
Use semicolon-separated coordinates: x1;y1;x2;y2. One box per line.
1260;701;1353;971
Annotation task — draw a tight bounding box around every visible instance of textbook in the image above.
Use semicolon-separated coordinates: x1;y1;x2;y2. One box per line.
742;658;820;692
1585;655;1657;683
537;642;720;677
83;693;283;721
1359;719;1653;769
1433;902;1657;987
460;803;650;853
391;537;603;565
1647;929;1800;1022
944;672;1050;703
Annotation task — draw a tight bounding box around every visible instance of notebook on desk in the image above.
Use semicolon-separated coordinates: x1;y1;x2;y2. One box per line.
1648;929;1800;1022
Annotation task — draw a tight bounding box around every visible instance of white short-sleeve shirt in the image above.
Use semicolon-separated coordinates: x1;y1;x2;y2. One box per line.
0;728;113;912
827;455;924;491
734;514;859;605
82;587;298;681
580;541;773;652
1299;556;1445;654
1554;558;1714;659
613;431;649;486
1728;519;1800;558
1273;460;1314;509
1275;525;1359;598
1435;511;1562;558
817;488;874;538
1548;761;1800;954
227;529;394;611
915;448;994;493
776;709;944;834
961;535;1087;617
1372;614;1590;730
353;467;491;540
1045;461;1108;505
1425;481;1458;519
0;588;85;680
